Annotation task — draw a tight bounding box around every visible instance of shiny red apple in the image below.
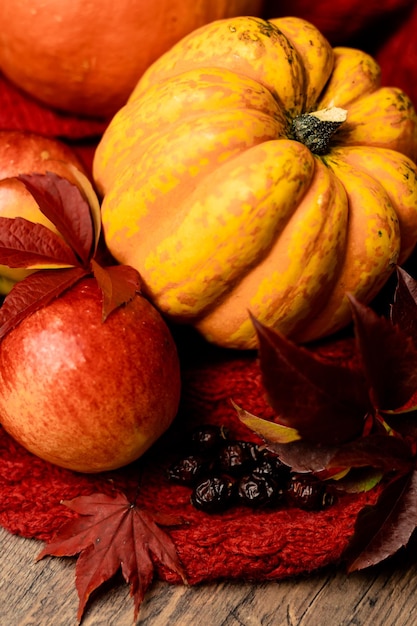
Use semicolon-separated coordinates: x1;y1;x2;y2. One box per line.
0;277;181;472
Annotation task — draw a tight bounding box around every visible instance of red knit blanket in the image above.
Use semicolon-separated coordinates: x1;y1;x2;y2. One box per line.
0;337;379;583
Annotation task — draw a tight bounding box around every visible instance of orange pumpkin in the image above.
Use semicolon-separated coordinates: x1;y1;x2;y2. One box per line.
0;0;264;119
93;16;417;349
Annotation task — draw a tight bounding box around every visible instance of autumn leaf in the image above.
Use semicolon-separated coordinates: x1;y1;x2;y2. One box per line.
91;260;142;321
327;433;413;475
247;295;417;446
0;267;88;340
0;216;80;269
250;314;371;445
37;491;187;624
343;470;417;572
0;172;143;339
232;401;301;444
349;293;417;411
390;266;417;348
61;163;102;255
18;172;97;265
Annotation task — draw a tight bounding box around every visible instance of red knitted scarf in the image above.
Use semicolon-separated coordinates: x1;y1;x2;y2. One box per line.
0;325;378;584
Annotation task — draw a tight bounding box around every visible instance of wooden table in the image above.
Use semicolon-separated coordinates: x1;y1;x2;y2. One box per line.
2;525;417;626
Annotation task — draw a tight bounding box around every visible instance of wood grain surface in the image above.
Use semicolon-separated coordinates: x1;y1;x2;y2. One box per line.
2;525;417;626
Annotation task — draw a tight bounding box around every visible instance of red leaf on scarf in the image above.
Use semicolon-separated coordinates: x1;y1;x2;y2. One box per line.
391;266;417;349
247;287;417;449
37;491;187;624
349;292;417;411
344;470;417;572
250;313;371;445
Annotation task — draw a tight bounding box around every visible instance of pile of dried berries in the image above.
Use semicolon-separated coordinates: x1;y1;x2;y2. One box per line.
167;425;336;513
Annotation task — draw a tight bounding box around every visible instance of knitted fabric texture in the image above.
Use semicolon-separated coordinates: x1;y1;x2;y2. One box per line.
0;340;379;585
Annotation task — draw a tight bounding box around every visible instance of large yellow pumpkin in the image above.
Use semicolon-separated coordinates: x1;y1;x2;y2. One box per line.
93;16;417;349
0;0;264;119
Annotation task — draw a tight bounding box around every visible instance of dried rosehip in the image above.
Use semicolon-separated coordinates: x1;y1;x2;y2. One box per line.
239;441;262;464
167;453;210;486
191;475;236;513
188;424;229;454
253;450;292;486
217;441;257;476
238;474;284;508
286;475;336;511
166;423;337;515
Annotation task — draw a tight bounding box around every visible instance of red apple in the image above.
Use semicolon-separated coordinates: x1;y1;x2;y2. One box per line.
0;278;181;473
0;130;88;293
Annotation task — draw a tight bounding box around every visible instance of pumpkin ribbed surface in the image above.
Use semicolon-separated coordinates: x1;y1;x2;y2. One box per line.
94;16;417;348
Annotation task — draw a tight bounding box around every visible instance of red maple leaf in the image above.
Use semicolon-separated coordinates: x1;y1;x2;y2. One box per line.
36;490;187;624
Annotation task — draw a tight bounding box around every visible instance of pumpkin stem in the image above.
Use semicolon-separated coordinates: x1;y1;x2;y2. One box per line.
291;106;347;155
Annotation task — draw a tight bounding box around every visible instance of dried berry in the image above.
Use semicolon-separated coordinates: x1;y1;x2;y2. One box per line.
252;450;292;486
239;440;262;464
238;474;284;508
191;475;236;513
166;423;337;515
217;441;257;476
167;453;210;486
286;475;336;511
187;424;229;454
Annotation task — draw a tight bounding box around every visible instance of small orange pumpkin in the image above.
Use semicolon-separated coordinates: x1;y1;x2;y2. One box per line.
0;0;264;119
93;16;417;349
